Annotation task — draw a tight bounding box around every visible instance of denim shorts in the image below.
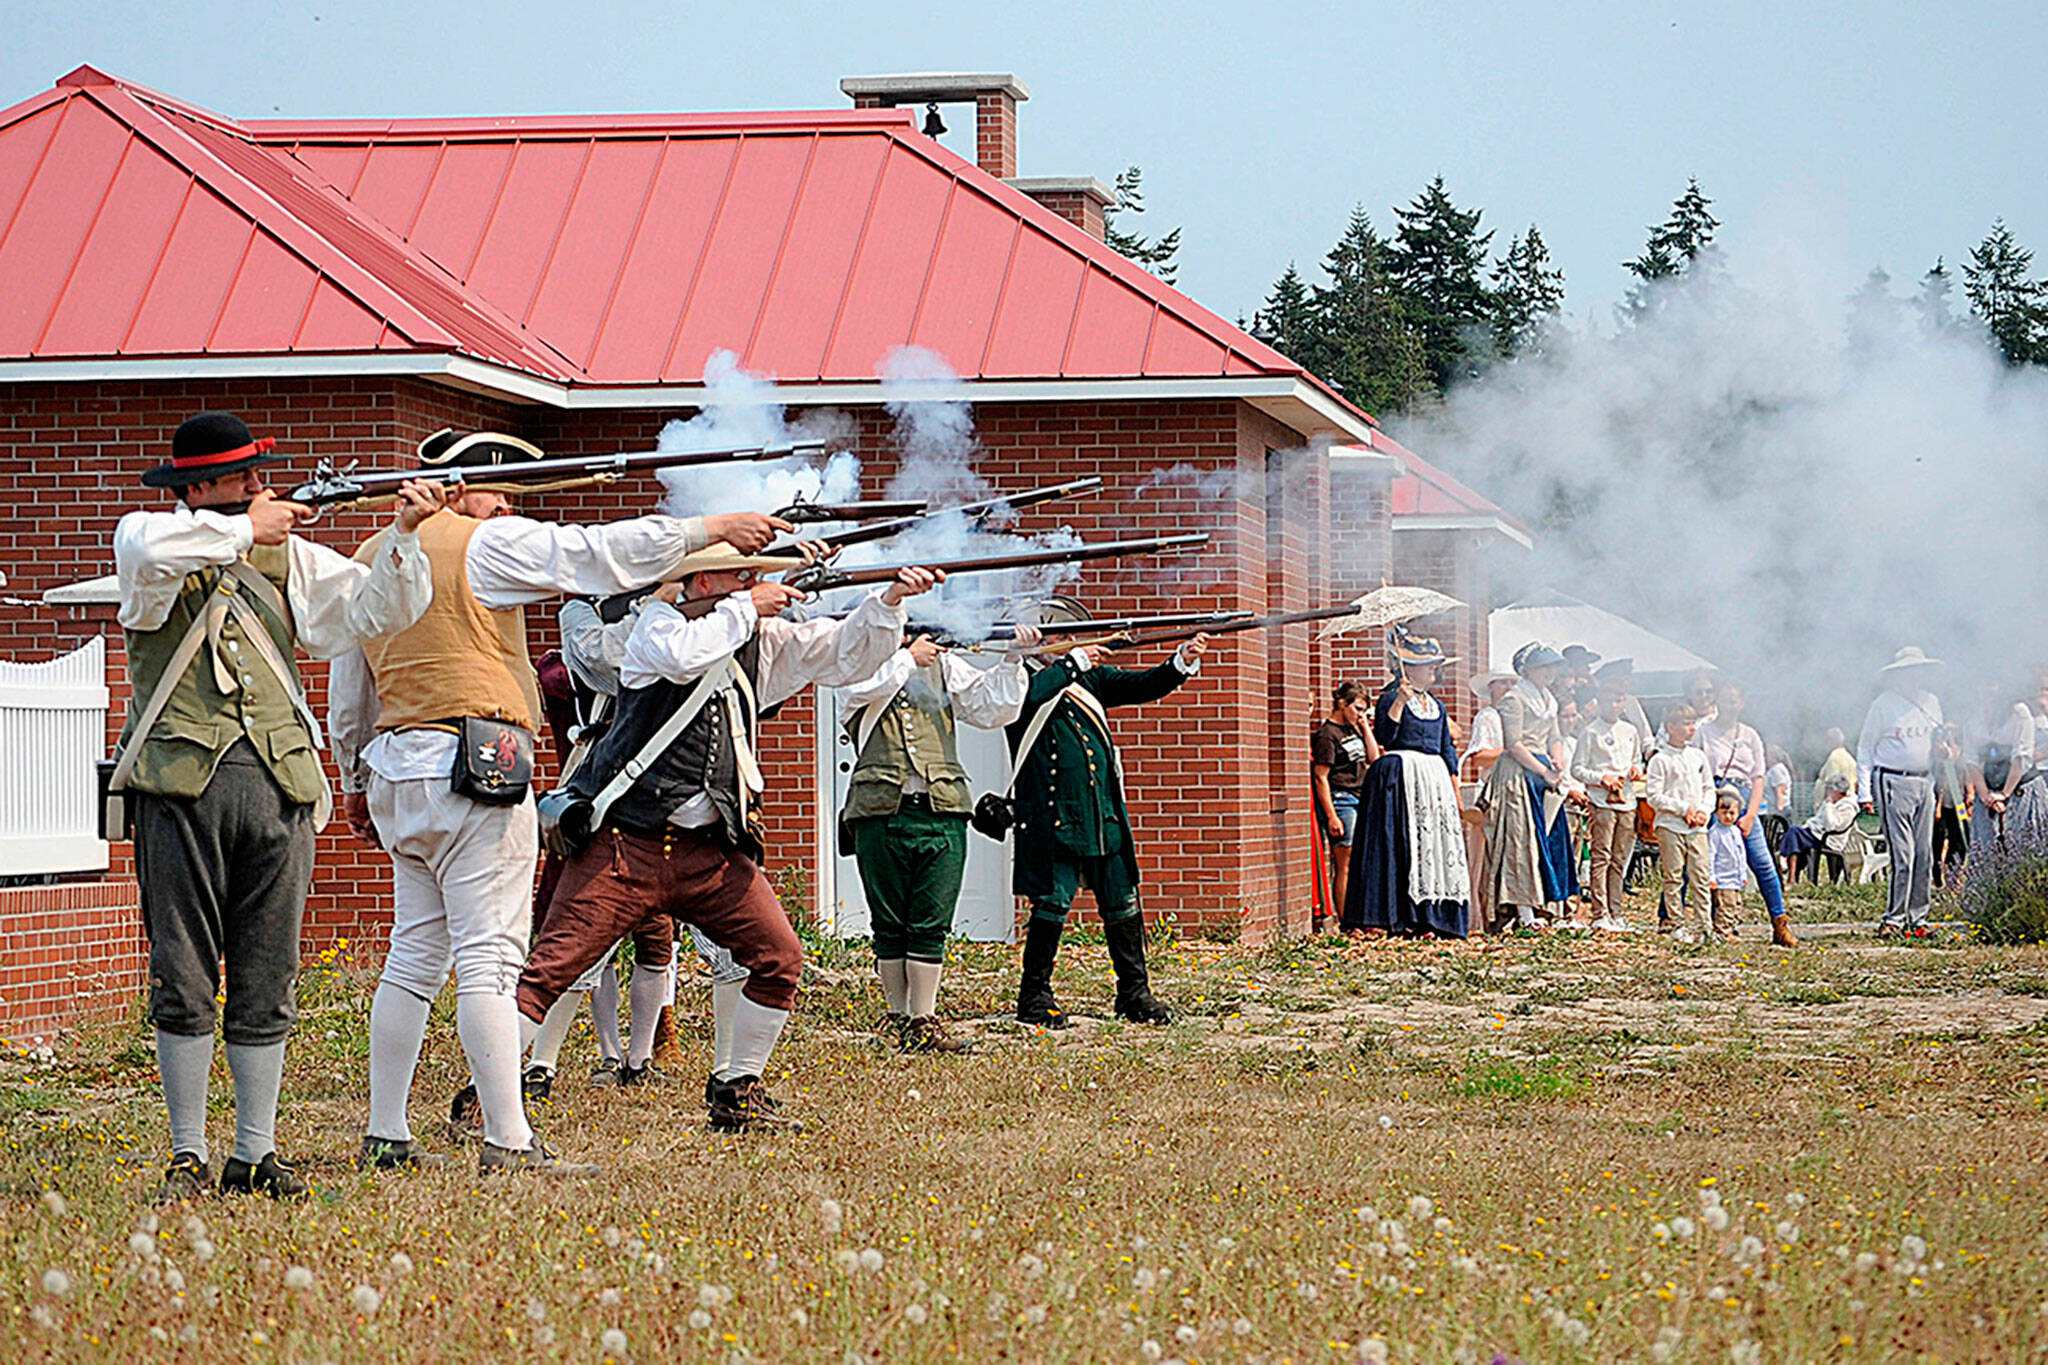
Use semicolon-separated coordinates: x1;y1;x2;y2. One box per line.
1331;790;1360;845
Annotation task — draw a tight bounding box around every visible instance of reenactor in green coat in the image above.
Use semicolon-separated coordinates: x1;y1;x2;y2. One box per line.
1005;631;1210;1027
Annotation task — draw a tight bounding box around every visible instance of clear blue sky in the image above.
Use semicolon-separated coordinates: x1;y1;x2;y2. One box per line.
9;1;2043;327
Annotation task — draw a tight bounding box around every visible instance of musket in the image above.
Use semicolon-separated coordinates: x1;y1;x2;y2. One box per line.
662;532;1212;619
938;610;1254;648
287;439;830;509
773;497;928;524
773;476;1105;552
1114;603;1364;648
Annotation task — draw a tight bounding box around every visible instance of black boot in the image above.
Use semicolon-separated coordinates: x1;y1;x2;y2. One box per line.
1015;916;1069;1029
1105;916;1171;1025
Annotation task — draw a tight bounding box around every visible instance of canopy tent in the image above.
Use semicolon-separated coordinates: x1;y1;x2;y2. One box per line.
1489;590;1715;695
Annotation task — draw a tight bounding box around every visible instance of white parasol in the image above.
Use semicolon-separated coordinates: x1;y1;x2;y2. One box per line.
1316;585;1463;639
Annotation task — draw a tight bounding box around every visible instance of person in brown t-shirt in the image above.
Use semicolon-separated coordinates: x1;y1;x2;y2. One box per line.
1312;682;1379;927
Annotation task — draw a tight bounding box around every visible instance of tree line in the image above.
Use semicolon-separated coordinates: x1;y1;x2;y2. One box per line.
1102;171;2048;414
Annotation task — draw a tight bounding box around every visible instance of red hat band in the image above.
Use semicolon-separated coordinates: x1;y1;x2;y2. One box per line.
172;437;276;471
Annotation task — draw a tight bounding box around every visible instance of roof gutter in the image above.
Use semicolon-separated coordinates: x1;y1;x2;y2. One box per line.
2;355;1377;445
1392;512;1534;551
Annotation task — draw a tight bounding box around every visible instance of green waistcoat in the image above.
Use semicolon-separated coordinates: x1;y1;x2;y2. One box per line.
119;543;323;803
844;661;971;819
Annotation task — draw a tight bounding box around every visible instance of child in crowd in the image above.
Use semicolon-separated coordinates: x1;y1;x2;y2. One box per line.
1571;675;1643;932
1707;786;1749;939
1647;703;1714;942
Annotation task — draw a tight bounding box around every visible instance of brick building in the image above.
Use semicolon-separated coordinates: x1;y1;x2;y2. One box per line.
0;66;1521;1036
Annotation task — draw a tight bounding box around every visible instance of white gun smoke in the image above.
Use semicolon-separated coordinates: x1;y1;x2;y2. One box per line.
1392;247;2048;742
656;350;859;514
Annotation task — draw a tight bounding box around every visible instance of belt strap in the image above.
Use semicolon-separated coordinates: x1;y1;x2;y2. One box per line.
1001;682;1098;798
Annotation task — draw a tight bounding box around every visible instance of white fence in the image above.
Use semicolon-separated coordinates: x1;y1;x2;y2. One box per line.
0;637;110;877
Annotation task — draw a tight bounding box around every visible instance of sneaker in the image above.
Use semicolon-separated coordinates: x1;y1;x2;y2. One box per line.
708;1075;803;1133
155;1152;211;1204
478;1137;599;1178
588;1058;624;1088
219;1152;308;1200
617;1061;669;1088
1591;916;1627;933
447;1084;483;1143
522;1065;554;1104
357;1137;449;1171
900;1014;972;1054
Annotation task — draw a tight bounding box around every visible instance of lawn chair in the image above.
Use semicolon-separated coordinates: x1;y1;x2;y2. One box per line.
1843;811;1889;885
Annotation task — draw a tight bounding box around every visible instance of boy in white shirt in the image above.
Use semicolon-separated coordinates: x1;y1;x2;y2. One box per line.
1646;703;1714;942
1571;675;1644;932
1706;787;1749;939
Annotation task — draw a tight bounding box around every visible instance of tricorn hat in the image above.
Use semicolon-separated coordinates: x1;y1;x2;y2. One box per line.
417;428;546;469
143;411;286;489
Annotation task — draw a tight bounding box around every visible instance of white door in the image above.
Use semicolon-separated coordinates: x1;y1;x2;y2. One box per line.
813;676;1016;942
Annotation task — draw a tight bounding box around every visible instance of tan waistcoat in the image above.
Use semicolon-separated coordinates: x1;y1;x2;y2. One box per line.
355;512;539;731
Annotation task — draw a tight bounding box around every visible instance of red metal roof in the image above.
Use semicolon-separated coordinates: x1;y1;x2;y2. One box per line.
1351;434;1532;540
0;65;1334;401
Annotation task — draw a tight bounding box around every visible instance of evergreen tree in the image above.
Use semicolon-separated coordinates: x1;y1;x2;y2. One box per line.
1251;264;1318;362
1913;258;1959;337
1102;166;1181;285
1310;207;1432;415
1489;224;1566;357
1383;176;1495;390
1962;220;2048;366
1846;266;1903;354
1620;178;1720;324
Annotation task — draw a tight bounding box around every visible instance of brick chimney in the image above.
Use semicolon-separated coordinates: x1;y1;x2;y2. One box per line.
839;74;1113;239
840;73;1029;179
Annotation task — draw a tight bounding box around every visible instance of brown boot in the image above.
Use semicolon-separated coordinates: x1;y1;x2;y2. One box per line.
900;1014;972;1054
651;1005;687;1071
1771;916;1799;949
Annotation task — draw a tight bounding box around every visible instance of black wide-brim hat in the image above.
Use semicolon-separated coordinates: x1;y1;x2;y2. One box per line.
142;411;286;488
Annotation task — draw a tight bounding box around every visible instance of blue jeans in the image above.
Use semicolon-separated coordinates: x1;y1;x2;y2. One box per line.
1743;818;1787;918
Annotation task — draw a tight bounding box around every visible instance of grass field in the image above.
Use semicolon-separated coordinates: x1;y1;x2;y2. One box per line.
5;878;2047;1362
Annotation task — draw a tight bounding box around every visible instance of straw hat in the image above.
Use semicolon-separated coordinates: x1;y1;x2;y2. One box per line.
1468;669;1516;700
1879;646;1944;674
668;544;808;579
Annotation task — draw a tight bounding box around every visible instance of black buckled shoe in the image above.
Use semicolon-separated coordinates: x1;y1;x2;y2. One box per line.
155;1152;211;1204
478;1136;599;1178
589;1058;624;1088
357;1136;448;1171
1015;916;1070;1029
1105;916;1172;1025
522;1065;554;1103
447;1083;484;1143
617;1061;668;1088
219;1152;308;1200
708;1075;802;1133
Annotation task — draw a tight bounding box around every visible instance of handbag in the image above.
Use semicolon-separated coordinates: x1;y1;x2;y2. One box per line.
450;716;534;805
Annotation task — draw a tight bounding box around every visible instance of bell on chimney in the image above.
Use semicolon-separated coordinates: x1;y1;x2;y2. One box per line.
921;102;947;137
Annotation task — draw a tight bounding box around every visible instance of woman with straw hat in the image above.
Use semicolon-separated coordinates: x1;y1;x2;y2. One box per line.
1342;629;1469;938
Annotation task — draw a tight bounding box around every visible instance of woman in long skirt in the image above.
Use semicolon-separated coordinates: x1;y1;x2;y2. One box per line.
1477;642;1582;930
1343;630;1469;938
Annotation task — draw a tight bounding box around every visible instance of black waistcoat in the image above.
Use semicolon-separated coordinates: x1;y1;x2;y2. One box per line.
566;637;764;845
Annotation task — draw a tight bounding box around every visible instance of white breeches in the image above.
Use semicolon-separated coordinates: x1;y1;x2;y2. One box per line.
369;775;537;1002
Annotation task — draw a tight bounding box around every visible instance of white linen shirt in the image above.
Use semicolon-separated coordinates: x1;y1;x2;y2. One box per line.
1855;688;1943;803
330;513;709;789
1571;716;1643;811
841;648;1030;796
1646;744;1714;835
113;504;431;659
619;589;909;828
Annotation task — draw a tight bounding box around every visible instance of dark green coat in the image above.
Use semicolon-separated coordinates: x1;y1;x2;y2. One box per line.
1005;652;1194;899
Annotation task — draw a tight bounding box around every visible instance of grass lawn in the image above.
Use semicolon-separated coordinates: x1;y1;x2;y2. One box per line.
5;878;2047;1362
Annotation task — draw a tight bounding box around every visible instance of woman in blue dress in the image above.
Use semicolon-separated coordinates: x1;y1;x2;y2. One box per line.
1342;630;1470;938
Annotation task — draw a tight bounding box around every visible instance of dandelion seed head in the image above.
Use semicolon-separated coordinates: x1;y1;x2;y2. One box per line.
688;1309;712;1330
41;1190;68;1217
905;1302;928;1326
1775;1220;1800;1243
1360;1335;1391;1364
698;1284;722;1309
1216;1235;1238;1252
858;1247;884;1273
601;1226;623;1248
41;1268;71;1297
1377;1114;1394;1131
1703;1205;1730;1231
1018;1253;1046;1277
1141;1341;1164;1362
351;1284;382;1317
791;1307;810;1329
526;1299;548;1323
388;1252;414;1277
30;1305;55;1330
532;1325;557;1347
179;1324;198;1344
600;1327;627;1353
1730;1340;1763;1365
1177;1324;1199;1343
1900;1235;1928;1263
599;1287;623;1307
138;1213;160;1235
1233;1317;1254;1336
1784;1192;1807;1211
129;1231;160;1261
833;1249;859;1273
164;1267;186;1294
1354;1205;1378;1225
1407;1195;1433;1220
1653;1221;1672;1241
1854;1252;1879;1273
1134;1267;1158;1292
1671;1216;1697;1240
1024;1304;1047;1325
1432;1215;1453;1233
283;1265;314;1290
